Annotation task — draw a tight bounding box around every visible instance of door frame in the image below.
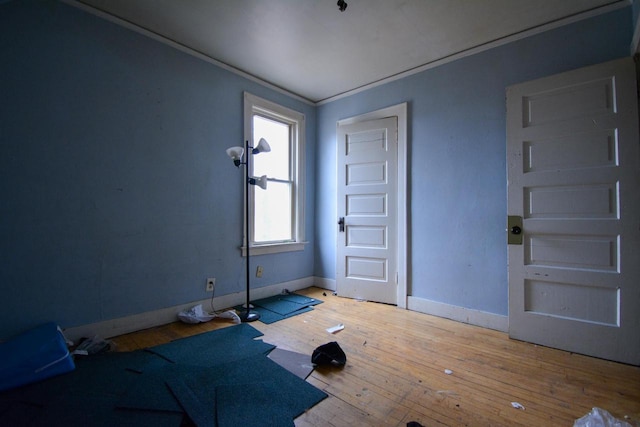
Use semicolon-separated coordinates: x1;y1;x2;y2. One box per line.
337;103;408;308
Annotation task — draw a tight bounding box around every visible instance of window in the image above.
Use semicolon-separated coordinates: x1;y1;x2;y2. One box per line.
243;92;306;255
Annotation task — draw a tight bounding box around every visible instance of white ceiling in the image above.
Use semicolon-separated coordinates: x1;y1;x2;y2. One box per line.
75;0;624;103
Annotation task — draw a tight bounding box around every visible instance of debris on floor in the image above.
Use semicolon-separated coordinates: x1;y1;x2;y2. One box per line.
312;341;346;366
326;323;344;334
573;407;633;427
511;402;526;410
444;369;453;375
216;310;241;323
178;305;241;324
177;304;216;323
72;336;115;356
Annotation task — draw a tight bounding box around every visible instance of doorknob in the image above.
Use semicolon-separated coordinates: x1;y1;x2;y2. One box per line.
507;216;523;245
338;217;345;232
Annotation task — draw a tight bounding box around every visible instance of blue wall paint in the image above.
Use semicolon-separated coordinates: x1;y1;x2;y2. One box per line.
0;0;633;339
0;0;315;338
315;7;633;315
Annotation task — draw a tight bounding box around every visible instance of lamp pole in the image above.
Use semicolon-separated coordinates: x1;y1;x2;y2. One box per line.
226;138;269;322
241;139;259;323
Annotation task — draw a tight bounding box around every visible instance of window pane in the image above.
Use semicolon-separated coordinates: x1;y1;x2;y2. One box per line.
253;115;289;180
254;181;292;243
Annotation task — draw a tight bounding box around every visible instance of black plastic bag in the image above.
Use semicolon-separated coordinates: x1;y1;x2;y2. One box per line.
311;341;346;366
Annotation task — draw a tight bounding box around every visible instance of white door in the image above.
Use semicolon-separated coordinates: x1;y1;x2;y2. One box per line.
506;57;640;365
336;117;398;304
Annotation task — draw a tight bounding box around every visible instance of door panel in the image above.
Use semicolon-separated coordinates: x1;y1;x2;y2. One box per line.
337;118;398;304
506;57;640;365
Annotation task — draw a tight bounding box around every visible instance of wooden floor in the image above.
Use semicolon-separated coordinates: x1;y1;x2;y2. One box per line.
112;287;640;427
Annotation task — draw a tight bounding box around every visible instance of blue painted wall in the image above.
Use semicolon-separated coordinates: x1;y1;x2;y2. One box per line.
315;6;633;316
0;0;315;338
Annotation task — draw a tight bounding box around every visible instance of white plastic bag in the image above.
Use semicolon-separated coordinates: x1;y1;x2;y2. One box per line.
177;304;216;324
177;305;241;324
573;407;632;427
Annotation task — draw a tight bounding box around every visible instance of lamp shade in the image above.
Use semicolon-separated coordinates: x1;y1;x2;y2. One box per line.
253;138;271;154
226;146;244;166
251;175;268;190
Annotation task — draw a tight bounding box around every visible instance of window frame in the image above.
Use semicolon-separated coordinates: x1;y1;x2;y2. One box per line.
242;92;306;256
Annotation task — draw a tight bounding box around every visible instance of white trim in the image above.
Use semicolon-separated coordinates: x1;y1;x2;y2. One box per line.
312;276;337;291
243;92;306;254
62;0;314;105
336;103;408;309
62;277;316;342
243;241;307;256
408;296;509;332
318;1;630;105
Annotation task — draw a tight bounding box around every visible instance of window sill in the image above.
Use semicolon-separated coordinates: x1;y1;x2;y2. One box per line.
241;241;308;256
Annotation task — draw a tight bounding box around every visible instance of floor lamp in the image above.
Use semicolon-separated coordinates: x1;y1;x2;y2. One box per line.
226;138;270;322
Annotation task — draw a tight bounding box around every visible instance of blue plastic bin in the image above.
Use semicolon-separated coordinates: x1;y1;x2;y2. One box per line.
0;322;75;392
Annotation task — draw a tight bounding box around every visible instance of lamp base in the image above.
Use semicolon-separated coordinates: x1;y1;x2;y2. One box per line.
239;310;260;323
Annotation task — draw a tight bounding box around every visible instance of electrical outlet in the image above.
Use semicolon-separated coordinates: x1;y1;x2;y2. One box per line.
256;266;263;278
206;278;215;292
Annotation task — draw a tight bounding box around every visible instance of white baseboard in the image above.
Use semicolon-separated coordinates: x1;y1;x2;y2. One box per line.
407;296;508;332
312;276;336;291
63;277;316;342
66;278;509;342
